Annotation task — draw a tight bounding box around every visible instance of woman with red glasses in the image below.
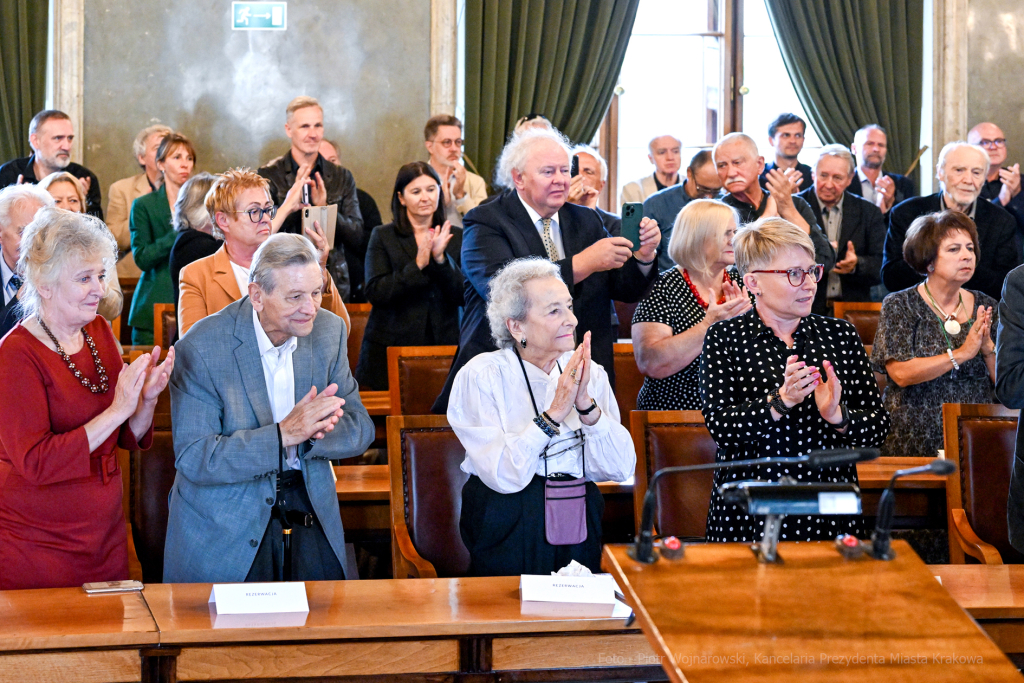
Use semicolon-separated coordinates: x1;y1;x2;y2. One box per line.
699;216;889;544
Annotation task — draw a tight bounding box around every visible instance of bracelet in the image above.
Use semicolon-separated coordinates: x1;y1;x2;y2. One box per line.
577;398;598;415
541;411;561;431
633;254;655;267
830;403;850;431
533;415;559;438
947;349;960;371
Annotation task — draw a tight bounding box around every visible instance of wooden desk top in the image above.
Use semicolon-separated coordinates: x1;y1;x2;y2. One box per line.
335;465;389;501
934;564;1024;620
603;542;1018;682
360;390;390;416
856;456;948;489
0;587;158;651
143;577;637;645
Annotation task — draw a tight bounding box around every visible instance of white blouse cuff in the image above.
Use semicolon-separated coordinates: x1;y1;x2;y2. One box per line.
580;410;612;437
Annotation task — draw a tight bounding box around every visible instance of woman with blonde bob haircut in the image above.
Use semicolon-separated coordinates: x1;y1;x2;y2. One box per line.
632;199;750;410
698;217;888;544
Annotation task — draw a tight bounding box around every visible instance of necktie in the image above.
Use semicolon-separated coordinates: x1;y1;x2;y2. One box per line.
541;218;559;262
7;274;22;297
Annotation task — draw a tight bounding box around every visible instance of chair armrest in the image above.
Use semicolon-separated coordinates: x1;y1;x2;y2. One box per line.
394;521;438;578
951;508;1004;565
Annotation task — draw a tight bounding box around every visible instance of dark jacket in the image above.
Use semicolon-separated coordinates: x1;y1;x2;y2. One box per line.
169;228;222;344
760;161;814;193
882;192;1021;300
431;190;657;412
847;170;916;212
355;222;464;390
995;265;1024;554
797;188;886;302
350;189;384;303
643;183;696;272
258;152;362;300
0;154;103;219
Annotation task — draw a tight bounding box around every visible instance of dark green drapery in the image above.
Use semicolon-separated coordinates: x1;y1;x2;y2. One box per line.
0;0;48;163
464;0;639;188
764;0;923;178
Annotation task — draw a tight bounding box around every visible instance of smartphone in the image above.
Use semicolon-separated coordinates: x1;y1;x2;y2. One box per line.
570;154;580;178
302;182;311;205
621;202;643;251
83;580;144;594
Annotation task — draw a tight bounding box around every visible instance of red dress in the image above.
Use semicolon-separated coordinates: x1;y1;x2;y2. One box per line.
0;317;152;589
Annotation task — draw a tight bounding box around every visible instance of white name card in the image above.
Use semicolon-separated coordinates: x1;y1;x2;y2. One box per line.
521;574;615;603
208;582;309;615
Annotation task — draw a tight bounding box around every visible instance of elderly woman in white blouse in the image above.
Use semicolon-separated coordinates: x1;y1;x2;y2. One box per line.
448;257;635;576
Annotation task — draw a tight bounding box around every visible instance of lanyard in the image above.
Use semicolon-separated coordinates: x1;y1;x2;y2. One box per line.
512;346;585;478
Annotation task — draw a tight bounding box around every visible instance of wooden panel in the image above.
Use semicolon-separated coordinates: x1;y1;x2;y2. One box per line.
493;633;656;670
360;390;391;416
980;622;1024;655
177;640;458;679
0;650;141;683
339;500;390;531
934;565;1024;619
856;457;948;489
335;464;389;501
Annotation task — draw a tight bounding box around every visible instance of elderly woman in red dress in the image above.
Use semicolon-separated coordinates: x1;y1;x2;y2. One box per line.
0;207;174;589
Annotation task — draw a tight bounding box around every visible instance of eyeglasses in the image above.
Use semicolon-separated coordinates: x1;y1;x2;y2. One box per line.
977;138;1007;149
229;205;277;223
749;264;825;287
430;138;464;148
693;182;721;198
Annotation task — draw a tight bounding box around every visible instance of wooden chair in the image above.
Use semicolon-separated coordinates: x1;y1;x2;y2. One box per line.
387;345;457;415
129;430;176;583
345;303;372;379
614;300;639;339
630;410;717;539
110;315;121;341
387;415;470;578
152;303;176;349
832;301;882;346
613;342;644;426
942;403;1022;564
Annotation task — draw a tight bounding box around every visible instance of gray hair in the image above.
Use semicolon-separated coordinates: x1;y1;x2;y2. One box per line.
250;233;320;294
571;144;608;182
486;257;563;349
0;184;54;228
936;140;991;179
17;208;117;319
132;124;172;162
647;134;681;154
174;172;217;233
713;132;759;161
816;144;856;177
494;127;572;189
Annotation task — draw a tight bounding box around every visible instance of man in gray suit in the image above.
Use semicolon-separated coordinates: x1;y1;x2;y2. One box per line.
164;233;374;583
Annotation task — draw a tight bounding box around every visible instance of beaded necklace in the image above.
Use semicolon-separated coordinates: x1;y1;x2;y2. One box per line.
37;317;110;394
681;269;730;310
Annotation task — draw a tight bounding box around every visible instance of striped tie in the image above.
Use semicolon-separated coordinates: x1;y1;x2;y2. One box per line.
540;218;559;261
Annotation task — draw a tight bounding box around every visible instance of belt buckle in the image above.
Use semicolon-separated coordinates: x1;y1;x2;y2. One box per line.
302;513;314;528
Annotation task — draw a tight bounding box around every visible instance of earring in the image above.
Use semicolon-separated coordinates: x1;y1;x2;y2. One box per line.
520;337;527;349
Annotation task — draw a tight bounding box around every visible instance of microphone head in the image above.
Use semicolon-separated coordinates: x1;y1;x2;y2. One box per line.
805;448;880;468
928;458;957;475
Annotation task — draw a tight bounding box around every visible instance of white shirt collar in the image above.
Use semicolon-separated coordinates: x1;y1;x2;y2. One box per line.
253;308;297;359
516;191;559;230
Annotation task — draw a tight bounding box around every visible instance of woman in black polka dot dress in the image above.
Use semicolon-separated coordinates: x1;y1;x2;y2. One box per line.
699;217;889;543
633;200;752;410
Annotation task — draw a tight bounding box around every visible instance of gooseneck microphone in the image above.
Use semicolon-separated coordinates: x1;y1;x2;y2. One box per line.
629;448;880;564
870;458;957;560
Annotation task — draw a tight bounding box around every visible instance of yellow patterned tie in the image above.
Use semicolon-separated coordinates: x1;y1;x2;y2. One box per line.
541;218;559;261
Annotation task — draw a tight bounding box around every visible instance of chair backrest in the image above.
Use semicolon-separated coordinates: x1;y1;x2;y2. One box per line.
345;303;372;379
613;342;644;426
631;410;717;539
614;301;639;339
153;304;176;350
387;345;457;415
832;301;882;345
943;403;1024;563
387;415;470;577
129;430;176;583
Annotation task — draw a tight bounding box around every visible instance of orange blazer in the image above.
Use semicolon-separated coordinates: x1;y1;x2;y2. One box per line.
177;245;350;337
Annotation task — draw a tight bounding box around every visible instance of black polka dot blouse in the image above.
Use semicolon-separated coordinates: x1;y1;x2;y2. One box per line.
633;267;743;410
698;308;890;543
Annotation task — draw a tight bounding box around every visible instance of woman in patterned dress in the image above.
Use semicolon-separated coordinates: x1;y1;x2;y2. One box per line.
632;199;751;410
699;217;889;543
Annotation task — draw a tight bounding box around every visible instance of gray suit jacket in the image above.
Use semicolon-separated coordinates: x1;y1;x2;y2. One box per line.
163;297;374;583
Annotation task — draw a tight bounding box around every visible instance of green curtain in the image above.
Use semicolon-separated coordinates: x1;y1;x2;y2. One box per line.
464;0;639;188
0;0;48;163
763;0;923;178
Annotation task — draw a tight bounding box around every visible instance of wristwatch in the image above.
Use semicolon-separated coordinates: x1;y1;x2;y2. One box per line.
768;389;792;416
831;403;850;431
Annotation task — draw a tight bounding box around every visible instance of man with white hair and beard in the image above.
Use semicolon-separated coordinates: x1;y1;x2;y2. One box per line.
881;141;1020;300
432;127;661;412
0;110;103;218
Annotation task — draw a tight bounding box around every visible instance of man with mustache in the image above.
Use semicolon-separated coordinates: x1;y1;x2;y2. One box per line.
881;141;1020;300
848;124;916;215
0;110;103;219
713;132;835;314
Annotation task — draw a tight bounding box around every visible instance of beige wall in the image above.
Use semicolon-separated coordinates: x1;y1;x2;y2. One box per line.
83;0;432;215
967;0;1024;166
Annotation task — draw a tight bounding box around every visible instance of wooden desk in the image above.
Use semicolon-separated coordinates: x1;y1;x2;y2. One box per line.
604;542;1019;682
142;577;664;682
0;587;159;683
935;564;1024;655
359;390;390;416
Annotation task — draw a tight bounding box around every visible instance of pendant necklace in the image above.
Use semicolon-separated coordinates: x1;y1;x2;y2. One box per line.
923;281;966;336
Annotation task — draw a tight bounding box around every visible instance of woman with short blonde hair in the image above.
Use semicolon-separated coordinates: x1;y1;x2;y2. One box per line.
699;216;888;544
38;172;86;213
632;199;750;410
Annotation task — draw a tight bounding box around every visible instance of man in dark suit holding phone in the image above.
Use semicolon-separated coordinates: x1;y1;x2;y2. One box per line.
431;128;660;412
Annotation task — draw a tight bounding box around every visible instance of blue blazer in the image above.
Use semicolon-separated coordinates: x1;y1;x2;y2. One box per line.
163;297;375;582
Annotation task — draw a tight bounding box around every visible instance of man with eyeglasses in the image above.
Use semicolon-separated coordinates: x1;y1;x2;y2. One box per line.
968;122;1024;235
424;114;487;228
848;124;916;215
643;150;724;271
881;141;1019;300
259;96;362;301
177;169;349;338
